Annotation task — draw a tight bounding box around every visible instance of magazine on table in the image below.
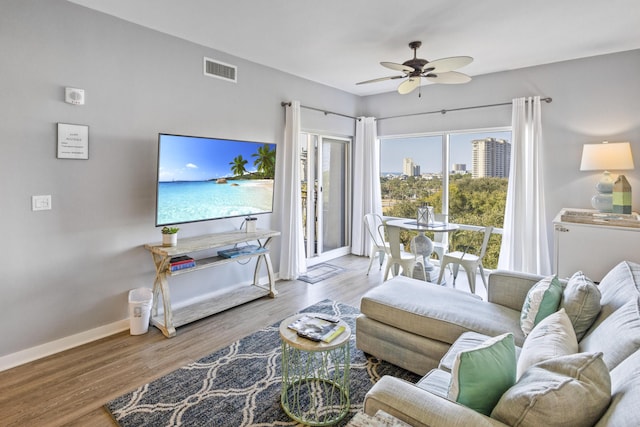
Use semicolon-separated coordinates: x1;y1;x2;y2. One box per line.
288;315;346;343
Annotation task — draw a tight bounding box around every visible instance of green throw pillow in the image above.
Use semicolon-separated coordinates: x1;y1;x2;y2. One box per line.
521;275;563;336
448;333;516;416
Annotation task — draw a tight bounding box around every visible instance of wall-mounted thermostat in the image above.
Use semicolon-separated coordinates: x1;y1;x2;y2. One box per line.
65;87;85;105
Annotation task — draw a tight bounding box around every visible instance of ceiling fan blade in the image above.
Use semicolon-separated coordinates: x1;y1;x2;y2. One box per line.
397;77;421;94
423;56;473;73
425;71;471;84
356;75;404;85
381;61;415;73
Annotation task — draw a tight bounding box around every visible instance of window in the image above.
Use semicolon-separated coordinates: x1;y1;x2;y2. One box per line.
380;128;511;268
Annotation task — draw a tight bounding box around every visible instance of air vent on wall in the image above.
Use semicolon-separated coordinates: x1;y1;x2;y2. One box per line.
203;57;237;83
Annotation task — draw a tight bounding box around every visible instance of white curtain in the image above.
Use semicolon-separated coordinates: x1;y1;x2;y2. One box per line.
498;96;552;274
351;117;382;256
275;101;306;279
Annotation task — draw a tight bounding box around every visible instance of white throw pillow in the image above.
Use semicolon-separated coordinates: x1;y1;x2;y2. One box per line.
517;308;578;379
520;275;563;336
560;271;601;340
492;352;611;427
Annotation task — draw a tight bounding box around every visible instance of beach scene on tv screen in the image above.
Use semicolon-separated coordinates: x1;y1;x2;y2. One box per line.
157;135;276;225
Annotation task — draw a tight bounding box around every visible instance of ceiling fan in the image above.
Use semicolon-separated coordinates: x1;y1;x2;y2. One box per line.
356;41;473;95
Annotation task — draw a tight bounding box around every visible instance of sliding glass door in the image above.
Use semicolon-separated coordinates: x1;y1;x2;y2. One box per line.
300;133;351;264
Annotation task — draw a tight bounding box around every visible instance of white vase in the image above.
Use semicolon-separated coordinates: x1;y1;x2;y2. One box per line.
162;233;177;247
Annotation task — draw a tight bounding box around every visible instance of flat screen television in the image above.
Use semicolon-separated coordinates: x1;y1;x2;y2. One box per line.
155;133;277;227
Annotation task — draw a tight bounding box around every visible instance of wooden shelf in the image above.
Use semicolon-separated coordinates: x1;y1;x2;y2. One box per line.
152;285;271;332
145;229;280;338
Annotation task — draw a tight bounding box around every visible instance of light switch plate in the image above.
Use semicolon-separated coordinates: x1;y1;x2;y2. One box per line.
32;195;52;211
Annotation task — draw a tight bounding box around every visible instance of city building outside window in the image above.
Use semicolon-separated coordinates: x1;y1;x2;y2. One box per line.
379;129;511;268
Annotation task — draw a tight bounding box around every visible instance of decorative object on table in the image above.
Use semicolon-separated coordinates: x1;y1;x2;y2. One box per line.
580;141;634;212
245;216;257;232
161;226;179;247
416;204;434;227
287;314;346;343
105;300;420;427
613;174;632;214
559;209;640;228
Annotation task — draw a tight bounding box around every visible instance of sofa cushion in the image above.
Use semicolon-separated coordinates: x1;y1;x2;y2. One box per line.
596;349;640;426
596;261;640;311
416;369;450;398
491;352;611;427
520;275;563;336
448;333;516;416
517;308;578;379
439;331;491;372
579;296;640;370
360;276;526;346
560;271;601;340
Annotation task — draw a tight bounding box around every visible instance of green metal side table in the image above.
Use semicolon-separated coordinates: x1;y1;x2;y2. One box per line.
279;313;351;426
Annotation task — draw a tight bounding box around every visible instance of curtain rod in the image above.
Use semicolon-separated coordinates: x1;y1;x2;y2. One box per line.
377;97;552;121
281;101;359;121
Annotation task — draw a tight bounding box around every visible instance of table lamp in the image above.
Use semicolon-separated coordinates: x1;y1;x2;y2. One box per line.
580;141;634;212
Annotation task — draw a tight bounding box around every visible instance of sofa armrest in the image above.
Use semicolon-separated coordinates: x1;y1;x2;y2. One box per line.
364;376;507;427
487;270;544;311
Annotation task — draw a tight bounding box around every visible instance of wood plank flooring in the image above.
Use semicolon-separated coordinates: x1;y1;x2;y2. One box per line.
0;254;479;427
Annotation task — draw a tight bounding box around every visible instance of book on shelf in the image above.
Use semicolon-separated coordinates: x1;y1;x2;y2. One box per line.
288;315;346;343
169;261;195;271
168;255;195;271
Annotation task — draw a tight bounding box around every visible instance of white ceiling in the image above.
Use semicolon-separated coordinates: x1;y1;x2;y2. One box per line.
69;0;640;96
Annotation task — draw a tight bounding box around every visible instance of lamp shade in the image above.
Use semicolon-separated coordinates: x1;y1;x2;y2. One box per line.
580;142;634;171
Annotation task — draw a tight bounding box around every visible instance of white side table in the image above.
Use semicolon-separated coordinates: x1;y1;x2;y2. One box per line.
279;313;351;426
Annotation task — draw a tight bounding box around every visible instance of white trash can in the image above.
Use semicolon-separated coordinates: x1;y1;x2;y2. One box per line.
128;288;153;335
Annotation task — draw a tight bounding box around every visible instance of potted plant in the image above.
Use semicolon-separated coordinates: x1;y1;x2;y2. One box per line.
161;226;179;247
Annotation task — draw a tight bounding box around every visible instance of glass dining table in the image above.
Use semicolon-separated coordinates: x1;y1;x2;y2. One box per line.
385;218;459;282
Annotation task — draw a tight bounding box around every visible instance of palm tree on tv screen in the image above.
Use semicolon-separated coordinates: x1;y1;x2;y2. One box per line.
252;144;275;178
230;155;248;177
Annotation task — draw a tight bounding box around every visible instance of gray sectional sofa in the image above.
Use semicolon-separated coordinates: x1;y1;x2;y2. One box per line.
356;261;640;426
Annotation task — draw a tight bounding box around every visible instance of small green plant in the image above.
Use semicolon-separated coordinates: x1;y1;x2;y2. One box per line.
161;226;179;234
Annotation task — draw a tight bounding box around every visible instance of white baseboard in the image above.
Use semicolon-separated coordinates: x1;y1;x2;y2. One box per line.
0;273;282;372
0;318;130;372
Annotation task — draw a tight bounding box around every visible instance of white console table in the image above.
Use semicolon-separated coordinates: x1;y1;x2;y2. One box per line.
553;208;640;281
144;229;280;338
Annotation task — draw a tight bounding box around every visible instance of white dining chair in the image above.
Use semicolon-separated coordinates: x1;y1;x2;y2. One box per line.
430;213;450;264
409;236;429;280
381;222;417;281
364;213;388;275
437;226;494;294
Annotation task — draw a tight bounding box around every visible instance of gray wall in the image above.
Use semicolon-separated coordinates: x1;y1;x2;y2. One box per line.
0;0;358;360
362;50;640;232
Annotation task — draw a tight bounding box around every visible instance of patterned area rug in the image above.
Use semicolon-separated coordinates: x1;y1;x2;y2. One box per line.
105;300;419;426
297;263;346;284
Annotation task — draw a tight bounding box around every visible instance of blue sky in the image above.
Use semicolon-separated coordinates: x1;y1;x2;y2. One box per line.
158;134;275;182
380;131;511;174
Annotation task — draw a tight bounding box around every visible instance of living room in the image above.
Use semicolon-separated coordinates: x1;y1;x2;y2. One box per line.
1;0;639;425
